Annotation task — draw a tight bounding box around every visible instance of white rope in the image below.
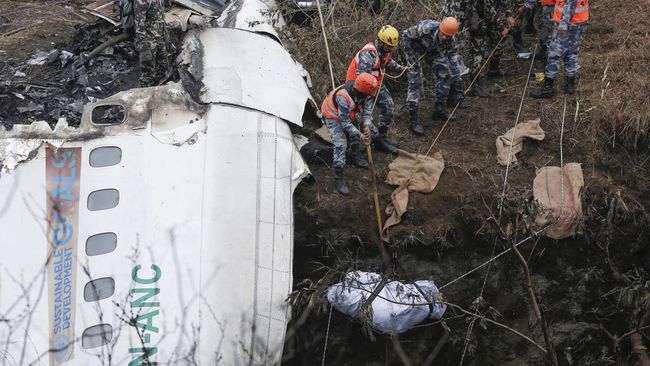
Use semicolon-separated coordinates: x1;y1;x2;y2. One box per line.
316;0;336;90
458;45;538;366
439;234;533;290
314;3;336;362
500;44;538;218
321;303;333;366
559;98;567;220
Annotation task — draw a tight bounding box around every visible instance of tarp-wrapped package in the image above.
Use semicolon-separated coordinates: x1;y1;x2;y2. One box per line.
327;271;446;334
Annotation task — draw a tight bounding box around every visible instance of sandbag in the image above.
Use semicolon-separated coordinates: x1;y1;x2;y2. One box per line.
533;163;584;239
496;118;545;166
382;149;444;241
327;271;446;334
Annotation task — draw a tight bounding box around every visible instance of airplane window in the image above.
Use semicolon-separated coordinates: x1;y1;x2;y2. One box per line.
84;277;115;302
87;189;119;211
86;232;117;256
90;147;122;167
81;324;113;349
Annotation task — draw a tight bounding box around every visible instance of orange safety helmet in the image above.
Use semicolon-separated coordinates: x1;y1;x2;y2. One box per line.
354;72;379;95
440;17;459;37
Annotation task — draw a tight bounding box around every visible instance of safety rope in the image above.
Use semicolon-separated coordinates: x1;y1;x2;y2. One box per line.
457;40;536;366
559;97;566;218
314;3;335;363
424;35;506;158
382;53;427;80
321;303;333;366
316;0;336;90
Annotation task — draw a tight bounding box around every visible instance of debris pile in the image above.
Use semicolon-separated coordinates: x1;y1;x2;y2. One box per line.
1;22;139;129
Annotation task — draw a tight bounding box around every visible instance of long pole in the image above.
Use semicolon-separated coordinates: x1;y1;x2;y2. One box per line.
367;69;391;271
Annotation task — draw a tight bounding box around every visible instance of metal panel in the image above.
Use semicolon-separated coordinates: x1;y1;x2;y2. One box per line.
179;27;315;127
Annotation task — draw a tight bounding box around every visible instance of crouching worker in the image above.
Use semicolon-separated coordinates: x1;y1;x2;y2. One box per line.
346;25;407;153
321;73;379;195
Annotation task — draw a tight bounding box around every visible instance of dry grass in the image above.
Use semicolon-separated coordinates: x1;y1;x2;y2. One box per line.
578;0;650;153
280;0;443;102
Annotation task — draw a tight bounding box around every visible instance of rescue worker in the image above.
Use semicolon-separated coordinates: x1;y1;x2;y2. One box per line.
346;25;406;153
441;0;473;90
119;0;171;87
519;0;556;63
444;0;516;98
467;0;516;87
509;14;530;58
442;0;484;97
321;73;379;195
402;17;468;136
530;0;588;97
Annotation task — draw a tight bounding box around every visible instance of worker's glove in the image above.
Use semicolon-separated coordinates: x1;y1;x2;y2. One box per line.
437;292;446;304
516;6;525;17
362;126;371;146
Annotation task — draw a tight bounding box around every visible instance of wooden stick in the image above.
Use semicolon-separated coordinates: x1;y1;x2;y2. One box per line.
81;32;129;65
511;219;559;366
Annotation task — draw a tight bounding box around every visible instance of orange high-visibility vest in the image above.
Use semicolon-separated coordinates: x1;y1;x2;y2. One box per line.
345;41;391;85
541;0;555;7
553;0;589;24
321;85;358;121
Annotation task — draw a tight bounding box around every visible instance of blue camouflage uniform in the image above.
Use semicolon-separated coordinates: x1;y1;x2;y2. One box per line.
402;20;463;110
322;82;373;168
354;40;406;130
544;0;587;79
441;0;471;71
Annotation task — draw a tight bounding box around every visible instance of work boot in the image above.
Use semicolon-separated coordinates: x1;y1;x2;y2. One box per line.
530;77;555;98
350;143;369;168
524;17;536;35
378;126;399;147
531;65;546;77
512;29;531;59
486;59;505;79
534;45;548;62
467;74;489;97
334;166;349;195
432;104;456;121
564;76;577;95
409;107;424;136
447;98;472;109
372;136;397;153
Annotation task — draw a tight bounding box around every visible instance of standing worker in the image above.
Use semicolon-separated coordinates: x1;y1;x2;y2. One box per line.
119;0;171;87
519;0;557;63
530;0;589;97
440;0;473;90
321;73;379;195
346;26;407;153
467;0;516;83
402;17;468;136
